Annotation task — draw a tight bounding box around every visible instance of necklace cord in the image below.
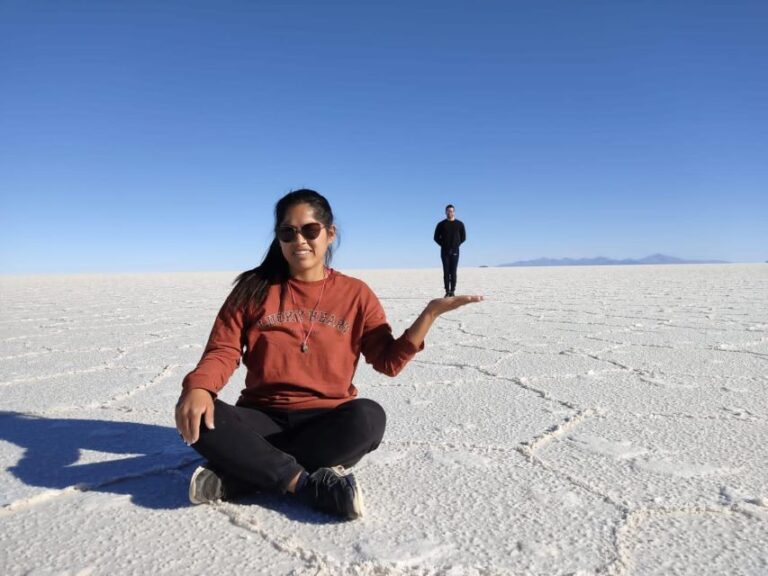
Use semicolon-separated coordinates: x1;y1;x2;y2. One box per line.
286;270;329;353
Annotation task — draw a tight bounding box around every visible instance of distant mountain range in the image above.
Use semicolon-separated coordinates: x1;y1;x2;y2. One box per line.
499;253;729;267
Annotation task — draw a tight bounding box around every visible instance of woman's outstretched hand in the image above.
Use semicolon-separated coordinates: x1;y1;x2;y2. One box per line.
175;388;215;445
426;294;484;318
406;294;484;347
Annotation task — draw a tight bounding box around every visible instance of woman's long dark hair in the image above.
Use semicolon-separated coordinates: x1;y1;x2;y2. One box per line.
225;189;337;315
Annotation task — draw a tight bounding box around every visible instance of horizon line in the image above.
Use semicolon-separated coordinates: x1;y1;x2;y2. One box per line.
2;261;763;278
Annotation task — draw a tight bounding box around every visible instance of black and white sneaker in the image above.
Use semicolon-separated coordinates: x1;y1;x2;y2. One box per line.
297;466;364;520
189;465;225;504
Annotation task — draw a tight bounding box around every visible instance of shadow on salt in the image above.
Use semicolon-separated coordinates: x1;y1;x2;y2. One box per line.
0;411;196;510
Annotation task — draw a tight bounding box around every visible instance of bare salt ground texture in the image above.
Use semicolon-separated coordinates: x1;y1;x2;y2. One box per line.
1;264;766;576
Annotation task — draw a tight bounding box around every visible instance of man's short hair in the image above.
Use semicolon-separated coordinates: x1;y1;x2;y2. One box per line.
445;204;455;211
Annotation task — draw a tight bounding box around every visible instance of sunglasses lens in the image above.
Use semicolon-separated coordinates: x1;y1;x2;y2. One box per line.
301;223;323;239
277;223;324;242
277;227;296;242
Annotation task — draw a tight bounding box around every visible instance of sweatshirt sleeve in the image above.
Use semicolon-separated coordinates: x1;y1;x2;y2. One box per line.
359;287;424;376
460;221;466;244
181;302;245;396
433;222;442;246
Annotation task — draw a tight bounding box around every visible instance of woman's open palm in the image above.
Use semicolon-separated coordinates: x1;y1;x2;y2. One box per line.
427;294;484;318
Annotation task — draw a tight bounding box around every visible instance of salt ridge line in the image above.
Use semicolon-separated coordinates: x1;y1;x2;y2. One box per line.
92;363;178;408
617;410;763;422
0;317;192;344
0;346;57;361
214;476;555;576
583;336;692;351
0;335;187;361
558;346;766;391
583;333;768;358
379;438;529;462
0;363;117;386
518;409;596;456
451;342;523;355
0;337;178;386
409;358;598;435
413;359;583;412
214;502;360;576
22;364;180;416
606;505;767;576
1;316;175;335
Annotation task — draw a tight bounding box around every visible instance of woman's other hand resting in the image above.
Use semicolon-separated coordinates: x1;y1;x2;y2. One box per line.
175;388;215;445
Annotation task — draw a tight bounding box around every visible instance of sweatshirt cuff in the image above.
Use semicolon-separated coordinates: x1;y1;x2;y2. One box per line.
181;374;220;397
400;330;425;355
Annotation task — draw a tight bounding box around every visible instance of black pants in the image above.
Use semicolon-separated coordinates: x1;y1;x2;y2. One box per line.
191;398;386;495
440;248;460;293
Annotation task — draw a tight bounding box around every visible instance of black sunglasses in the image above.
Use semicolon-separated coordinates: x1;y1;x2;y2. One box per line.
276;222;325;242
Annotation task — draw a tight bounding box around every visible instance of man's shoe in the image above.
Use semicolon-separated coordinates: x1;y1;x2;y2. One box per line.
297;466;364;520
444;291;451;298
189;465;225;504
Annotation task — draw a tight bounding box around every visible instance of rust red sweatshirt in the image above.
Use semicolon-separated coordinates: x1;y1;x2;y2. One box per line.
182;269;423;410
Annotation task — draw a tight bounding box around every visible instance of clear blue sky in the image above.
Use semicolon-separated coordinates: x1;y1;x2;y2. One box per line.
1;1;766;274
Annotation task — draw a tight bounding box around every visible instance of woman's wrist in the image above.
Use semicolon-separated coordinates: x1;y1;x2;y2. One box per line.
424;300;441;320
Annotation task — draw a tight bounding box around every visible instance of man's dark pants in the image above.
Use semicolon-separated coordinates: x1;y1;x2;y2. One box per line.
440;248;460;294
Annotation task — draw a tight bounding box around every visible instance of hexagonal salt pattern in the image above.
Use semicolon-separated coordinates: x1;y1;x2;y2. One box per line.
1;264;766;575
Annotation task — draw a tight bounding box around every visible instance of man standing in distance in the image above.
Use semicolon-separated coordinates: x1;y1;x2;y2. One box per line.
433;204;466;297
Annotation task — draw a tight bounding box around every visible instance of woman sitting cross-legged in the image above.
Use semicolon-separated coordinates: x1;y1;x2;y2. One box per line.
175;189;482;520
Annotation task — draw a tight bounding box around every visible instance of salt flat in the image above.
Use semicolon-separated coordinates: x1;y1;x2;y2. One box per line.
1;264;766;576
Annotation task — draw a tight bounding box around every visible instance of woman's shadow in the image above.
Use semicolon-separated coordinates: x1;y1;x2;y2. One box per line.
0;411;335;522
0;411;201;510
